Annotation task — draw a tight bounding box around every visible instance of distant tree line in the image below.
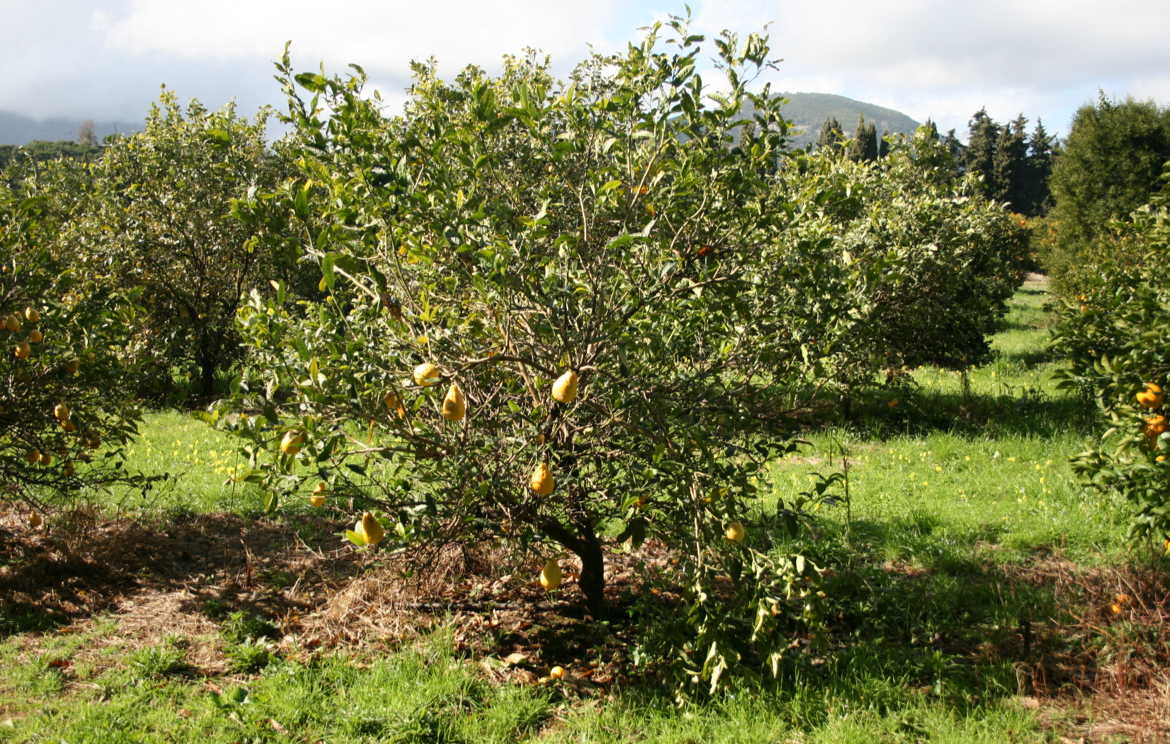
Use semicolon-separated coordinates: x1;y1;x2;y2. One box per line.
815;109;1056;217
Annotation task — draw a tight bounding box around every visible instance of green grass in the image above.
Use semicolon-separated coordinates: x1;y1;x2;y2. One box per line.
109;410;263;514
0;278;1137;742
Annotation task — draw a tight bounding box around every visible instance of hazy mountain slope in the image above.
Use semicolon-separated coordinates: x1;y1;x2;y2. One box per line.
743;93;921;150
0;111;138;145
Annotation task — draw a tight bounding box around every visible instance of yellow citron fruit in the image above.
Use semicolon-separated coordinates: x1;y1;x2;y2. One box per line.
413;362;439;387
280;430;304;455
29;512;42;528
551;370;579;404
310;483;327;508
358;512;385;545
549;666;566;680
5;315;20;333
27;329;42;343
25;448;40;464
15;342;30;359
63;462;75;477
725;521;746;543
54;403;70;421
531;462;554;495
64;360;79;373
539;558;562;591
442;383;466;422
24;307;39;323
62;420;75;433
39;452;52;467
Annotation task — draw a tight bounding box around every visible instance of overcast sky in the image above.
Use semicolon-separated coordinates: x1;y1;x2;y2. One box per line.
4;0;1169;140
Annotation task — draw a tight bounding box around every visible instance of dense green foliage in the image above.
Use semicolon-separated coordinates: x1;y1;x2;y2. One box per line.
1050;164;1170;541
1044;95;1170;297
72;93;297;401
202;22;1029;697
0;140;105;171
0;169;151;511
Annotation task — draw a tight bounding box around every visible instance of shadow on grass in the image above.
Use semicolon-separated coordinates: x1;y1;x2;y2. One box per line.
842;385;1096;441
0;509;357;639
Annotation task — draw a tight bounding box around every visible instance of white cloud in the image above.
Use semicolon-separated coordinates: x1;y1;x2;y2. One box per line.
0;0;1167;140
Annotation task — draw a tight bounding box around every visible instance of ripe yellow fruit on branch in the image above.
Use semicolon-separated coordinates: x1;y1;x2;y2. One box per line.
540;558;562;590
14;342;30;359
310;482;327;508
64;360;79;374
413;362;440;387
725;521;745;543
5;315;20;333
442;383;466;422
39;452;52;467
551;370;579;404
62;420;75;432
27;329;42;343
63;462;75;477
24;308;39;323
280;430;304;455
358;512;384;545
531;462;554;495
25;449;40;464
54;403;70;422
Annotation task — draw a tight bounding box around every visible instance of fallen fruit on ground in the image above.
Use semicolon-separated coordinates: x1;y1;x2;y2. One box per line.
28;513;42;528
540;558;562;591
551;370;579;404
530;462;554;495
549;666;565;680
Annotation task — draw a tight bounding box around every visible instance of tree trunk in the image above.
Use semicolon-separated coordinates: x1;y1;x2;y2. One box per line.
541;517;607;618
574;536;606;619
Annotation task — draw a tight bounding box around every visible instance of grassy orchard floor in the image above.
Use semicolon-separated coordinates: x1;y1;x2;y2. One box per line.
1;277;1167;743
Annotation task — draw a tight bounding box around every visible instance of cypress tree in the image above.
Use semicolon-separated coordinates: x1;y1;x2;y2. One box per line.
965;108;1000;199
878;129;890;158
817;116;844;153
848;113;876;162
1024;119;1056;215
992;114;1029;208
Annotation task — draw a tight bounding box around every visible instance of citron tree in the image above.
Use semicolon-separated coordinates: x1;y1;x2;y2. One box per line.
73;91;300;402
0;168;151;513
1051;162;1170;540
220;21;831;695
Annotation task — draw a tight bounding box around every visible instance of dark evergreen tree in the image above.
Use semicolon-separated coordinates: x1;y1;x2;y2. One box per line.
817;116;844;153
941;128;965;172
848;113;877;162
1024;119;1056;215
992;114;1029;208
878;130;890;158
965;108;1000;199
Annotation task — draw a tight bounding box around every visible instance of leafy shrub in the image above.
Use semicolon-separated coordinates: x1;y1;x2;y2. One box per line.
0;169;154;512
1050;162;1170;540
